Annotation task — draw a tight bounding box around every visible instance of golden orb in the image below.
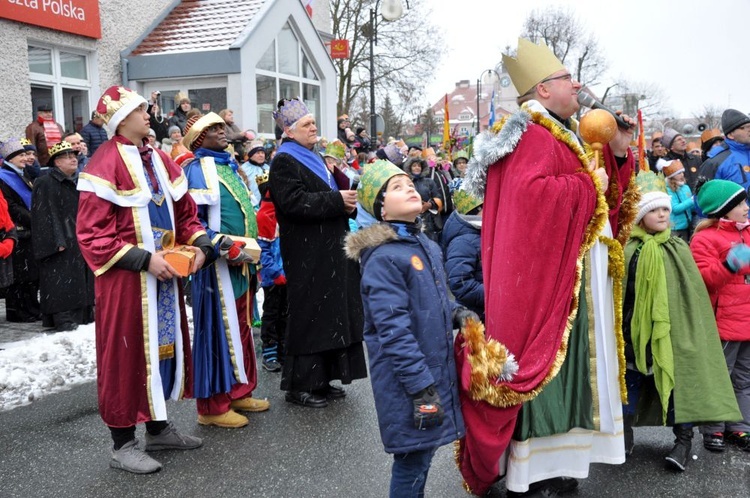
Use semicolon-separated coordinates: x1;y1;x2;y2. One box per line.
579;109;618;150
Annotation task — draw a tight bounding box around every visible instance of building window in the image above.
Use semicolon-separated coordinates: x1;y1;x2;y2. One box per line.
255;21;320;135
459;112;471;121
28;45;91;132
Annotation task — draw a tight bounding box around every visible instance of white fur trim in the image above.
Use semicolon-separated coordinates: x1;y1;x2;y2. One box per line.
107;95;148;135
463;111;531;199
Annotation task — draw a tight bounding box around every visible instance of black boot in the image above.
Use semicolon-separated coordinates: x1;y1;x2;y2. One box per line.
623;413;635;456
665;424;693;471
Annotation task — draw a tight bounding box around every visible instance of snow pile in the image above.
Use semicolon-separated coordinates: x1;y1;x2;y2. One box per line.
0;324;97;412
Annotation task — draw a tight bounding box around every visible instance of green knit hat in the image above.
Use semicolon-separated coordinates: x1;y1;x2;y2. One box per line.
453;189;483;214
357;159;407;218
696;179;747;218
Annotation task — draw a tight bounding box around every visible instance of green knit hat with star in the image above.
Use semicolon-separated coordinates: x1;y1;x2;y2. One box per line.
696;179;747;218
453;189;483;214
357;159;407;218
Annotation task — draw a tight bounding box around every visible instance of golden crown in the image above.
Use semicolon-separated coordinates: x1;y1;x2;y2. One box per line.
47;141;76;158
255;172;269;186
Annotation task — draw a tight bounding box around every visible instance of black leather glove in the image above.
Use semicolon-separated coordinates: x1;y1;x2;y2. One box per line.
412;385;444;430
452;307;480;330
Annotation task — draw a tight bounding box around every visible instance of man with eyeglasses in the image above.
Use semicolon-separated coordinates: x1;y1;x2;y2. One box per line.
709;109;750;191
456;38;636;497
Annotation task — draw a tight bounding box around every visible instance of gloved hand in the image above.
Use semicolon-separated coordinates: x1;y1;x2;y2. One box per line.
273;275;287;286
412;385;444;430
219;236;254;264
726;244;750;272
452;307;480;330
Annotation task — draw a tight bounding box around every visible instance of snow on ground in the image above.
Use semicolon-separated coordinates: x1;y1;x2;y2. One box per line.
0;324;97;412
0;295;267;414
0;303;210;413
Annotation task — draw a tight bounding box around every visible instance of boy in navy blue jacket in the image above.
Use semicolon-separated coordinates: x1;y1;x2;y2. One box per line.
345;159;469;497
442;189;484;320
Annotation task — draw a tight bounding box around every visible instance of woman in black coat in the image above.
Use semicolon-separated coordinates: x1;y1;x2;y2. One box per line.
0;139;40;322
268;99;366;408
31;142;94;331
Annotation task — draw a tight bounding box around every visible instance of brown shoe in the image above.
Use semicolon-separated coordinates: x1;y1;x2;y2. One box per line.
197;410;249;428
230;397;270;413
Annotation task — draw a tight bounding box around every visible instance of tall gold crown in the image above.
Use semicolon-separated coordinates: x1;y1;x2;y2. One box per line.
502;38;566;96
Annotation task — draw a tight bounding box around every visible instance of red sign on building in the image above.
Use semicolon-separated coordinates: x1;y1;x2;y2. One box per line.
1;0;102;39
329;39;350;59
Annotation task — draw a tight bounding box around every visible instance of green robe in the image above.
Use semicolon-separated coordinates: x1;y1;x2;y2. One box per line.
624;235;740;425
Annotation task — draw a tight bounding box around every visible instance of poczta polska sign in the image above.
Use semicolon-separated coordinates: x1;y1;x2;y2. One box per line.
2;0;101;39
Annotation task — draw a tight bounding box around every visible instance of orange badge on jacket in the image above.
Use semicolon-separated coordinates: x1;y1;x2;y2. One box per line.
411;255;424;271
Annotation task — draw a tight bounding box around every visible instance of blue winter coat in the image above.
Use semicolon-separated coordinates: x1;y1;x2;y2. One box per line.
715;138;750;190
667;183;694;231
345;222;464;454
441;211;484;319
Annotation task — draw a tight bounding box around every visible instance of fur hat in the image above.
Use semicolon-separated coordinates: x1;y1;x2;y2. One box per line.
357;159;407;219
722;109;750;136
96;86;148;135
183;112;225;151
661;128;681;150
47;141;77;167
696;179;747;219
0;138;27;161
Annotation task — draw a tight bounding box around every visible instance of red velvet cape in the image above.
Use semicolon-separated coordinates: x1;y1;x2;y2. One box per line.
456;122;600;494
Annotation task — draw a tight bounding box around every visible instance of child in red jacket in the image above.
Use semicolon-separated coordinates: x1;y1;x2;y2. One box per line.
691;179;750;453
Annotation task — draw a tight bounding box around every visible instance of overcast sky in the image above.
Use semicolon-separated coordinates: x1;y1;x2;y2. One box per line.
425;0;749;119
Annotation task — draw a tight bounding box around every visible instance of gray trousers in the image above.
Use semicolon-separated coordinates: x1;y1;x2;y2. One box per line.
701;340;750;434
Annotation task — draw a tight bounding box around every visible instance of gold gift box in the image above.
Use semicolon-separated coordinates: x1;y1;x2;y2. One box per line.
164;246;196;277
229;236;261;263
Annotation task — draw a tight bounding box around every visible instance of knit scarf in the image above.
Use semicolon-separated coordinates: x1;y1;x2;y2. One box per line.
629;224;675;422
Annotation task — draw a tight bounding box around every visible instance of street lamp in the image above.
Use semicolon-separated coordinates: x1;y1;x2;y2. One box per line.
476;69;500;135
365;0;409;145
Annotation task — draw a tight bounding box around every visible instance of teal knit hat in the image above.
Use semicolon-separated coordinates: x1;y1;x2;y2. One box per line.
696;179;747;218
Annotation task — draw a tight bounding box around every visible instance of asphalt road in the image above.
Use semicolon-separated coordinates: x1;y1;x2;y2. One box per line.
2;361;749;498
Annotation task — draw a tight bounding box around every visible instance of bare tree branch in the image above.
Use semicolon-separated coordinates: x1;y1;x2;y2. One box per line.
329;0;445;131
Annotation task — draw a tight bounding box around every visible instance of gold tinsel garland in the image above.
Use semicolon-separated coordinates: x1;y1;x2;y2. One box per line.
616;174;640;247
459;111;608;409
